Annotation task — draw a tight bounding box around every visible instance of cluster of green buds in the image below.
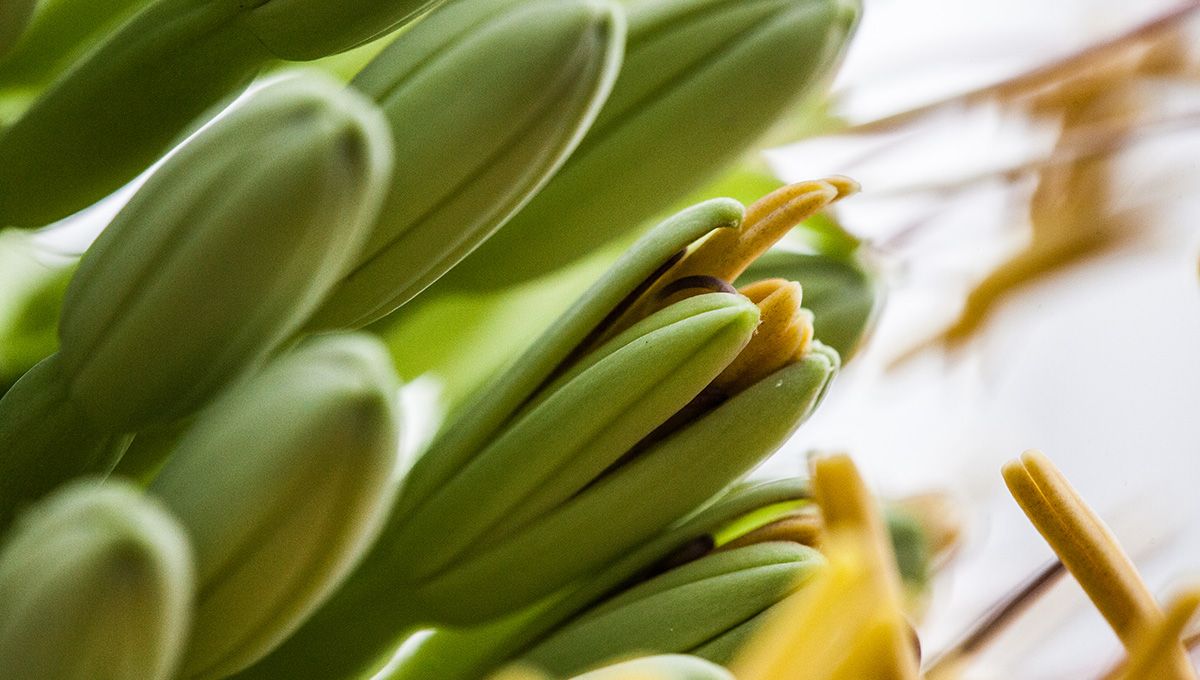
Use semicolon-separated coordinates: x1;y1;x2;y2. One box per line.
0;0;879;675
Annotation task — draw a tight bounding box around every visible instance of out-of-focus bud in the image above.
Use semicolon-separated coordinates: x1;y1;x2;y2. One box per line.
0;0;36;60
0;0;154;90
0;232;72;393
233;180;850;680
307;0;625;329
568;655;735;680
0;0;431;227
0;74;392;532
523;543;824;676
148;334;405;680
0;480;193;680
58;74;391;430
438;0;860;291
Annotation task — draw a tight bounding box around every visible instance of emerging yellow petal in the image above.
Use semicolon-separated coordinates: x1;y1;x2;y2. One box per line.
731;454;918;680
1002;449;1198;680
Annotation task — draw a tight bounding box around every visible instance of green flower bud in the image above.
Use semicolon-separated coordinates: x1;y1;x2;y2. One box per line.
58;74;392;430
438;0;860;291
569;655;734;680
149;334;405;680
0;0;35;60
383;480;813;680
0;0;155;90
307;0;625;329
523;543;823;676
0;74;391;533
0;480;193;680
0;0;431;227
0;232;72;393
232;185;844;680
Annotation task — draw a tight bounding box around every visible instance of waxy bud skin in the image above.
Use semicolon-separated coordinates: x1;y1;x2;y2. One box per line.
572;655;735;680
441;0;860;290
308;0;624;329
0;481;193;680
150;334;404;680
524;543;824;675
56;74;393;431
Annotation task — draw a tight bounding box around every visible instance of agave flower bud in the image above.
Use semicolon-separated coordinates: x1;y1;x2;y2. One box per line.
0;0;35;60
439;0;860;291
0;0;154;89
148;334;404;680
0;0;430;227
232;180;850;680
58;74;391;430
523;542;824;676
0;480;193;680
569;655;735;680
385;479;814;680
0;74;391;532
306;0;624;330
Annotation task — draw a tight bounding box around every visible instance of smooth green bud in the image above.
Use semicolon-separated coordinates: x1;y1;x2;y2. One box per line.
439;0;860;290
307;0;624;329
383;480;813;680
0;0;155;89
737;241;883;361
0;0;35;60
57;74;392;430
0;480;193;680
0;0;432;227
149;334;404;680
524;543;824;676
232;200;838;680
570;655;734;680
0;232;72;393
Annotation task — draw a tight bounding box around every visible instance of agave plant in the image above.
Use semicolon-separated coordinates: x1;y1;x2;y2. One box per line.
0;0;919;677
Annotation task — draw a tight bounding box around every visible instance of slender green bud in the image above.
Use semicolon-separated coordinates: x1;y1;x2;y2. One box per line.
57;74;392;430
569;655;735;680
524;543;824;676
0;0;433;227
0;0;36;60
0;0;155;89
307;0;624;329
0;480;193;680
232;193;840;680
149;334;404;680
439;0;860;290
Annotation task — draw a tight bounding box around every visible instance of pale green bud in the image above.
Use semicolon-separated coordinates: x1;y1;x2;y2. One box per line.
232;199;838;680
0;0;155;89
524;543;824;676
0;480;193;680
149;334;404;680
0;0;432;227
569;655;734;680
307;0;624;329
0;231;72;392
58;74;392;430
383;479;813;680
0;0;35;60
438;0;860;291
